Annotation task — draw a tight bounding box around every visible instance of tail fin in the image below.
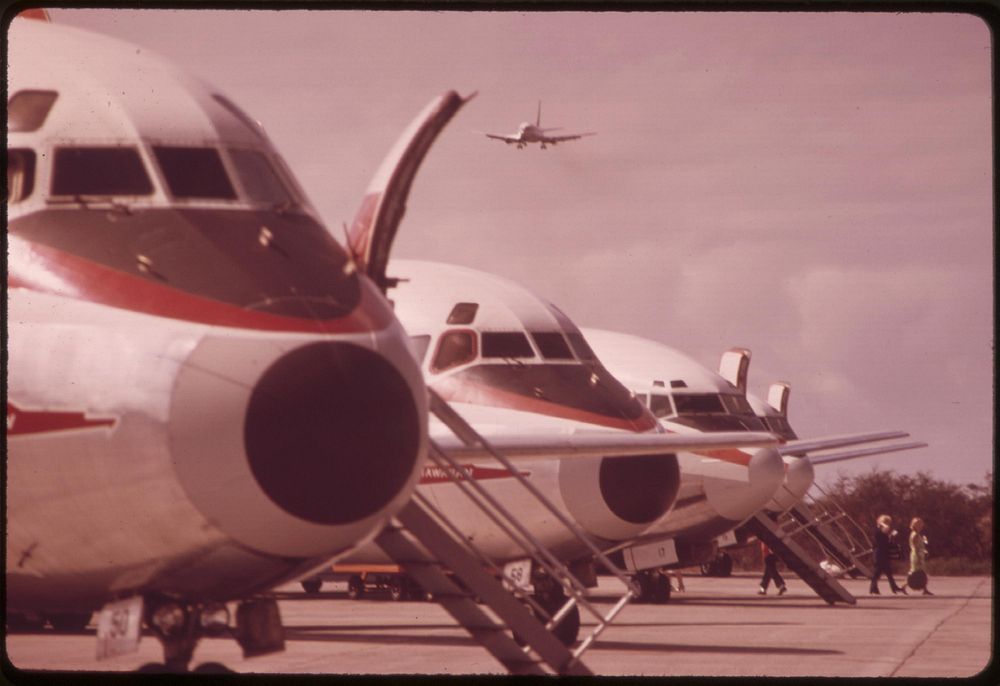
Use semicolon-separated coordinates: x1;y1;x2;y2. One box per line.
536;100;542;127
347;91;475;293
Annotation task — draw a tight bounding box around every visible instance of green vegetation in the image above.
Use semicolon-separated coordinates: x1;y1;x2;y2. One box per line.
817;468;993;575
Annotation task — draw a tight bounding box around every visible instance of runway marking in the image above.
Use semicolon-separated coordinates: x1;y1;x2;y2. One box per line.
887;576;990;677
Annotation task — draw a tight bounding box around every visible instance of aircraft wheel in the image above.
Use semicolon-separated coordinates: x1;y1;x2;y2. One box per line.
347;575;365;600
301;578;322;594
137;662;170;673
192;661;235;673
48;612;92;632
388;577;405;602
652;574;672;604
513;597;581;647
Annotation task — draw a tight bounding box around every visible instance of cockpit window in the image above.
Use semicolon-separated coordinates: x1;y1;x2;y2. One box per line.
51;147;154;197
409;335;431;364
431;329;476;373
8;90;58;132
673;393;726;414
153;146;236;200
565;332;597;361
530;331;574;360
7;149;36;203
650;394;674;418
447;302;479;325
482;332;535;359
228;149;293;205
721;394;754;415
212;93;266;141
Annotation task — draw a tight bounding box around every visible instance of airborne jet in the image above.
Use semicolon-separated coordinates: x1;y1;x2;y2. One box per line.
485;101;596;149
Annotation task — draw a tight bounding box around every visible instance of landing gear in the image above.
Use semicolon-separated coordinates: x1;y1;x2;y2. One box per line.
137;595;282;673
634;570;671;604
700;551;733;577
530;574;581;646
301;578;323;594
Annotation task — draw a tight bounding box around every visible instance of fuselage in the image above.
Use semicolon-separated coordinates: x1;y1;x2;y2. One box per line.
581;328;786;542
340;260;682;565
7;19;428;614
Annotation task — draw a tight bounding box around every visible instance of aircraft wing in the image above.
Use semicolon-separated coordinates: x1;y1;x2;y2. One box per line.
808;441;929;466
777;430;911;457
347;90;476;293
432;430;779;465
485;133;518;142
544;132;597;143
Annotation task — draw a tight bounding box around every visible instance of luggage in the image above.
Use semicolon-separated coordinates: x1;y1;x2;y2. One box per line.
906;570;928;591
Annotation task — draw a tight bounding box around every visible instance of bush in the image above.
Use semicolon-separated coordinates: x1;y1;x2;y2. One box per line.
925;557;993;576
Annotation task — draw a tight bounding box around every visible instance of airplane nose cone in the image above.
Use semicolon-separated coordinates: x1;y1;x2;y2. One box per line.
704;446;785;522
244;341;421;525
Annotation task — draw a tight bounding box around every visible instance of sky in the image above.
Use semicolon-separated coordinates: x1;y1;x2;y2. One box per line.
43;9;994;488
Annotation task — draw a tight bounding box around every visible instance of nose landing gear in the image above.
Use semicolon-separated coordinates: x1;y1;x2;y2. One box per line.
136;595;284;673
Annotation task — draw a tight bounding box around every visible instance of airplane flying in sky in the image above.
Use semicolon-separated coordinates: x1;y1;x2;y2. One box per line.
4;15;477;673
484;101;596;149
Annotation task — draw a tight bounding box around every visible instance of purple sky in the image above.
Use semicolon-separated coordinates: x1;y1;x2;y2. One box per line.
48;9;993;487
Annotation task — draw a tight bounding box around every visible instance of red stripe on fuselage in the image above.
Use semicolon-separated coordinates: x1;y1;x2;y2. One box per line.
8;238;393;334
419;464;530;485
432;376;658;433
7;402;116;436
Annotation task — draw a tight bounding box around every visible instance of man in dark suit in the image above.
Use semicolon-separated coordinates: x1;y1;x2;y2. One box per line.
870;514;904;595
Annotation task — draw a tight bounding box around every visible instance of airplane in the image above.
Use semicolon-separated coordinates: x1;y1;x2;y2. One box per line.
4;14;481;673
299;260;785;639
581;329;926;584
484;101;596;149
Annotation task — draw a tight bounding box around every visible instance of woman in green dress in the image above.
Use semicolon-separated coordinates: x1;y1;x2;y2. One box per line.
905;517;933;595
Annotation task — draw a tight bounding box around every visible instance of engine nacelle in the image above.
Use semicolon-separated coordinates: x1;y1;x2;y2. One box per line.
558;453;680;542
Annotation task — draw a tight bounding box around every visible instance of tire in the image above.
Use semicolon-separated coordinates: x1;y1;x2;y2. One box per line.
652;574;672;604
347;575;365;600
719;553;733;577
192;661;235;673
388;577;404;602
301;578;322;594
137;663;169;673
539;592;580;646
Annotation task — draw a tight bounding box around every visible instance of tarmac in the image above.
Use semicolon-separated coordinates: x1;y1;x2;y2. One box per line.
4;573;993;678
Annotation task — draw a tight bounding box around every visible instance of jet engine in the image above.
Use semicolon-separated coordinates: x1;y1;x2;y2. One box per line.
558;453;681;542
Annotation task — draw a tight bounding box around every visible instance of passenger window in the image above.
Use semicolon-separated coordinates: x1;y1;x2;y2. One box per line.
228;149;292;205
530;331;574;360
6;149;36;203
447;302;479;325
431;330;476;373
409;335;431;364
153;146;236;200
8;90;58;132
481;332;535;359
650;394;674;418
51;147;153;196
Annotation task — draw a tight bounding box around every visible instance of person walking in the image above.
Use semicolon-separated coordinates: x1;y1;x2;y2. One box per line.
869;514;904;595
758;542;787;595
903;517;933;595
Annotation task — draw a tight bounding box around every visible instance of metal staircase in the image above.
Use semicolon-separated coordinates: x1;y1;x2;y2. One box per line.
744;510;856;605
786;488;873;579
372;388;639;674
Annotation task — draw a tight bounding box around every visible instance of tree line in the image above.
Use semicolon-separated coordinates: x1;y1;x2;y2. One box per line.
816;468;993;573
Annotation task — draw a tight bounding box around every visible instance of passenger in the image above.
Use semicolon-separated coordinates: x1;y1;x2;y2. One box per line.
869;514;904;595
758;542;787;596
903;517;933;595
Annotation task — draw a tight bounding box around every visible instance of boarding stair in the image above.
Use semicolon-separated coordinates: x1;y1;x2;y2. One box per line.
785;483;873;579
374;388;639;675
744;510;856;605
